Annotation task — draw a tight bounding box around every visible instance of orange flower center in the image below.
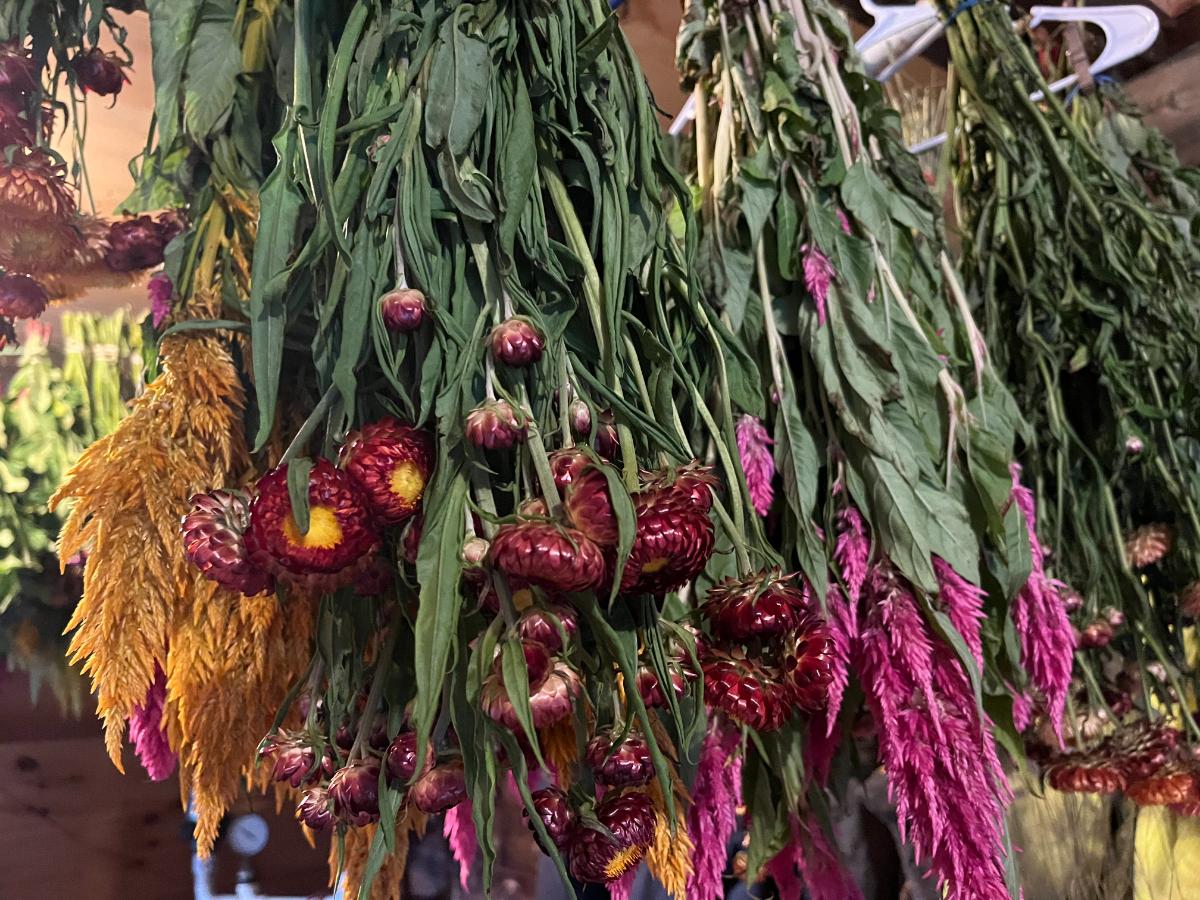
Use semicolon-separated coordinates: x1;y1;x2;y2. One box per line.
604;844;645;881
389;461;425;505
282;506;344;550
641;557;669;574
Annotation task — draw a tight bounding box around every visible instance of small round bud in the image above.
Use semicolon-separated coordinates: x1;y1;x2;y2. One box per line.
465;400;525;449
1125;436;1145;457
381;288;427;333
490;317;544;367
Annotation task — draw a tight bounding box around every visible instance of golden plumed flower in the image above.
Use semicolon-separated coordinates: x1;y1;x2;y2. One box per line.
1125;523;1173;568
53;335;314;856
339;417;434;526
246;460;381;592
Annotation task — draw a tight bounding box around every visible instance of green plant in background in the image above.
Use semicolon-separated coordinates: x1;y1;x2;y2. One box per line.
941;0;1200;798
0;310;141;714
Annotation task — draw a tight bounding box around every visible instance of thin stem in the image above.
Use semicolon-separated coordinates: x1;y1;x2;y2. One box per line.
349;617;401;761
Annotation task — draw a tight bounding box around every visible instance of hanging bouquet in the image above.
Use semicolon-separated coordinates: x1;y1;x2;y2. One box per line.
940;0;1200;812
677;0;1082;897
0;311;140;716
0;1;179;342
42;1;836;897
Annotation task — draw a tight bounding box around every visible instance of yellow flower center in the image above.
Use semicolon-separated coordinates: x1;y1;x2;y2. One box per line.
511;587;534;611
282;506;344;550
389;461;425;505
641;557;669;574
604;844;645;881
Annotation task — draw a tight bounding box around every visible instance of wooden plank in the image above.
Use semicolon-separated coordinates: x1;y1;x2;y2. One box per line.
1126;44;1200;165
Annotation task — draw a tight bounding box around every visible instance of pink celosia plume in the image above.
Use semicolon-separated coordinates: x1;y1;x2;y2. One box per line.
856;563;1012;900
607;866;638;900
685;719;744;900
1009;463;1074;743
834;505;870;613
803;246;834;325
127;663;175;782
766;815;861;900
932;557;986;670
443;799;478;891
836;208;852;235
736;414;775;517
148;271;173;329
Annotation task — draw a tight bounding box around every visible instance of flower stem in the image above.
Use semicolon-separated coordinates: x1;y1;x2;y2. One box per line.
350;616;401;761
281;384;339;465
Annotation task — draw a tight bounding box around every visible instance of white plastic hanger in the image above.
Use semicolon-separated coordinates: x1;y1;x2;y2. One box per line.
666;2;1160;150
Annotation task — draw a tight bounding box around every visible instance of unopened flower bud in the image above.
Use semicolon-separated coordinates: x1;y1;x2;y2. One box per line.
462;536;490;566
1125;436;1145;457
381;288;427;333
465;400;525;449
490;317;544;367
328;759;381;826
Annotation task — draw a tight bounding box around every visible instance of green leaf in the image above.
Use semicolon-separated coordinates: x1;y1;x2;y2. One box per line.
249;124;303;451
595;460;636;605
498;71;535;263
145;0;203;152
412;461;468;760
1002;504;1033;602
182;3;242;140
425;8;490;157
499;636;547;769
286;457;313;535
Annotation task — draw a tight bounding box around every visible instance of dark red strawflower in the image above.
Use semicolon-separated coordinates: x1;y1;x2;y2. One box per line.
621;489;715;596
262;729;333;788
518;604;578;653
353;557;394;596
1126;767;1197;807
297;786;334;831
0;273;48;320
246;460;380;593
410;759;468;814
340;417;434;525
701;651;790;732
490;316;544;367
568;790;657;884
526;786;577;851
549;448;591;491
587;732;654;788
640;462;719;512
386;731;429;784
181;489;274;596
0;150;75;224
780;623;835;713
564;465;619;546
0;40;37;95
328;759;381;827
380;287;427;333
571;405;619;459
635;665;687;709
71;48;128;97
1077;620;1114;648
465;399;525;449
489;520;606;593
481;655;581;730
1045;758;1126;795
700;569;813;643
105;215;168;272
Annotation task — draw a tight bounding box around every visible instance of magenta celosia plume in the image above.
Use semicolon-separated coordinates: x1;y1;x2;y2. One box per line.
856;562;1012;900
932;557;986;670
802;246;834;324
443;798;478;891
127;664;176;782
767;815;863;900
686;719;744;900
735;414;775;517
147;271;172;329
1009;464;1074;743
607;866;638;900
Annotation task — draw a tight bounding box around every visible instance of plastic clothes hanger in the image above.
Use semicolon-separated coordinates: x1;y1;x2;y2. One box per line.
666;3;1160;150
904;3;1159;154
